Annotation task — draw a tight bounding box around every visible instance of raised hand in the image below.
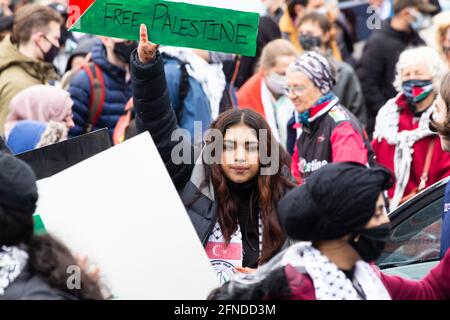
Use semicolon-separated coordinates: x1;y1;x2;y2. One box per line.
137;23;159;64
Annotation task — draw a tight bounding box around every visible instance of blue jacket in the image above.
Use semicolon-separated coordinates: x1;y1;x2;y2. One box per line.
68;42;132;138
163;55;212;141
441;181;450;258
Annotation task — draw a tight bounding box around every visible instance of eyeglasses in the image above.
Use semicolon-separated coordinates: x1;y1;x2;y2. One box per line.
284;85;308;97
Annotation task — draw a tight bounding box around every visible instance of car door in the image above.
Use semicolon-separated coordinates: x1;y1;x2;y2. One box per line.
376;177;449;279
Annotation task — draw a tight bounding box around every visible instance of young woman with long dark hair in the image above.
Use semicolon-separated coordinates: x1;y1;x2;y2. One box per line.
131;24;295;283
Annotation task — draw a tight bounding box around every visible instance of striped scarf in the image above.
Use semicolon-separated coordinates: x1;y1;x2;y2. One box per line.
297;92;338;127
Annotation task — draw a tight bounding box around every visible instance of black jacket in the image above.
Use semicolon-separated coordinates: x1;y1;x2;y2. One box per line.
0;268;76;300
131;51;290;262
357;19;425;134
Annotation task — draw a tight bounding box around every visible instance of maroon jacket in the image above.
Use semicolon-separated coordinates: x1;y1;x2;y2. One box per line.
283;250;450;300
209;249;450;300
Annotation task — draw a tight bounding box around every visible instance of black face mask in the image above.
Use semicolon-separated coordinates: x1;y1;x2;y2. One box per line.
38;35;60;63
113;41;138;64
299;34;322;51
348;223;391;262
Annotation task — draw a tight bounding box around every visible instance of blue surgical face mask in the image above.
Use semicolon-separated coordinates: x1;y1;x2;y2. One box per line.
409;10;425;31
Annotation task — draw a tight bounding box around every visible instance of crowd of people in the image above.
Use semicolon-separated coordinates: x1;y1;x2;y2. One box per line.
1;0;450;300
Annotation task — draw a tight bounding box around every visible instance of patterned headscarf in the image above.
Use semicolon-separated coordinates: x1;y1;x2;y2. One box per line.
289;51;336;94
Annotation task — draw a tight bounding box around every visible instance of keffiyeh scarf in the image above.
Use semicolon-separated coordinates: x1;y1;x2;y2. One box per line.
373;96;436;210
0;245;29;296
229;242;391;300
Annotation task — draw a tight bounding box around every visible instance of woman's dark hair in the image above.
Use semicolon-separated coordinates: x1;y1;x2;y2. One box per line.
299;12;332;34
430;72;450;137
0;205;103;299
288;0;309;19
198;108;295;264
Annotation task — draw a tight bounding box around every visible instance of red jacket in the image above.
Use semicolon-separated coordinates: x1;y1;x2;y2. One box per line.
284;250;450;300
236;71;265;117
372;96;450;199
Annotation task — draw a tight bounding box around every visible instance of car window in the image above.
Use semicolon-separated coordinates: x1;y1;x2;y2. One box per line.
377;197;443;268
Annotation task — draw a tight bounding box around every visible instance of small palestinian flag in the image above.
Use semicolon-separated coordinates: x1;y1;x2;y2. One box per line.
67;0;260;56
412;83;434;102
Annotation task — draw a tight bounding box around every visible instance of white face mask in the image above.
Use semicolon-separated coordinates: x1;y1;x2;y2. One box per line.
259;1;268;16
408;9;430;31
265;72;287;95
313;6;328;16
441;0;450;12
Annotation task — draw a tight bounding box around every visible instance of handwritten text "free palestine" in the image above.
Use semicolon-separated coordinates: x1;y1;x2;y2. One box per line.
104;3;254;45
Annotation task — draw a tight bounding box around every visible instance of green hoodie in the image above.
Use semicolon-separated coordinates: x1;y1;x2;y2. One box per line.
0;36;58;136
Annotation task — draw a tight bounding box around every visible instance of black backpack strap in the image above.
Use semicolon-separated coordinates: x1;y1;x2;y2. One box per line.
176;61;189;123
162;53;189;124
219;86;233;114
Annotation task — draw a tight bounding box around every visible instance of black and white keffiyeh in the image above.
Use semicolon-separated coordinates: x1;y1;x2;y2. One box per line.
373;96;436;210
281;244;391;300
0;245;29;296
289;51;336;94
229;242;391;300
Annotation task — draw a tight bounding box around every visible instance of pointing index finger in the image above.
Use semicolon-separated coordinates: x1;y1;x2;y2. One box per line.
140;23;148;43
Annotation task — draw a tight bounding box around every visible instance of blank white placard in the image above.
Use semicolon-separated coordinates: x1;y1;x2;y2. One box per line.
36;132;219;299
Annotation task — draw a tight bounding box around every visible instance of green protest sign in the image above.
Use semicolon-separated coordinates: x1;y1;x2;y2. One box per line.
68;0;260;56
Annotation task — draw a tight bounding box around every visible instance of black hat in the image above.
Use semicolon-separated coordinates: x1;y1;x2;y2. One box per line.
0;151;38;215
277;162;394;241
